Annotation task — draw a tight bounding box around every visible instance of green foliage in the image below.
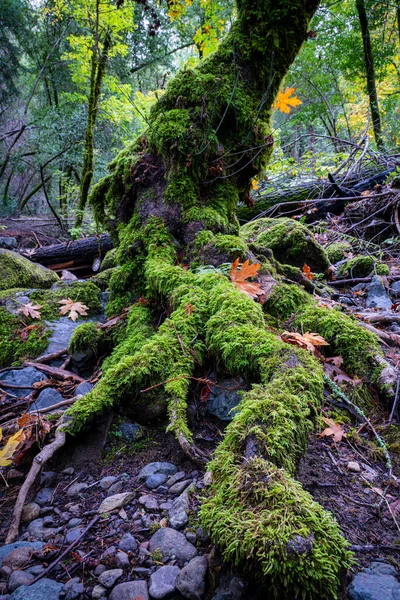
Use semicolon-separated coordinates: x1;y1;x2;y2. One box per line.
0;306;50;368
0;250;59;291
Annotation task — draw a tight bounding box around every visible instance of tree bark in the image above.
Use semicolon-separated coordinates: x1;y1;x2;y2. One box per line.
23;234;113;270
356;0;384;150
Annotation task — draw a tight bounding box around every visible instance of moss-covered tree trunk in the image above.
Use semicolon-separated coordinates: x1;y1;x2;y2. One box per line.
64;1;397;597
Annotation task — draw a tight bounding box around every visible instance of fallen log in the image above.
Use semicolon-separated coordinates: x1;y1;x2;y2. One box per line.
21;234;113;272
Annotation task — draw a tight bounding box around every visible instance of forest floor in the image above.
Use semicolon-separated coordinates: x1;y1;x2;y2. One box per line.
0;182;400;600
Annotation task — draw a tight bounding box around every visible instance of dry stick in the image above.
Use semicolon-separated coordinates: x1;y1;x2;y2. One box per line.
29;514;101;586
389;375;400;424
359;313;400;325
328;275;400;287
6;426;66;544
35;347;69;364
359;322;400;347
23;361;85;383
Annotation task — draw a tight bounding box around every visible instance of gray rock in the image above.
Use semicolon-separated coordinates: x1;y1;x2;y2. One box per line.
8;578;63;599
206;378;247;421
98;492;134;514
391;281;400;298
27;566;45;576
61;577;84;600
94;564;106;576
109;581;149;600
0;237;17;250
118;533;138;554
165;472;186;488
2;546;34;570
74;382;93;396
27;518;59;541
8;570;34;592
0;368;47;398
168;480;191;495
21;503;40;524
66;482;88;497
65;528;84;544
139;495;159;511
348;561;400;600
0;565;12;578
366;275;392;310
148;528;197;565
186;532;197;545
92;584;107;599
44;318;82;356
35;488;54;506
118;422;145;442
67;518;82;529
211;577;247;600
168;492;189;530
114;552;130;569
98;568;123;589
149;565;180;599
138;463;177;482
176;556;208;600
107;481;123;495
146;474;167;490
0;543;43;568
63;467;74;476
100;476;118;490
30;388;63;413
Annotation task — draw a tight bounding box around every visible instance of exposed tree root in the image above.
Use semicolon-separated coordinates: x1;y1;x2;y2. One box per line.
6;424;67;544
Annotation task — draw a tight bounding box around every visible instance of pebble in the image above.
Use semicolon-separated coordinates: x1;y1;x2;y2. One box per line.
118;533;138;553
27;519;59;541
138;462;177;482
98;492;134;514
22;503;41;524
149;565;180;599
139;495;159;511
114;552;130;569
8;577;63;600
100;476;118;490
67;518;82;529
0;542;43;568
168;491;189;530
94;565;106;576
148;528;197;564
176;555;208;600
2;546;34;570
91;584;107;599
165;471;186;488
35;488;54;506
348;561;400;600
65;527;84;544
159;502;172;510
186;532;197;545
107;481;123;495
348;461;361;473
8;570;34;592
98;568;123;588
118;422;145;442
63;467;74;476
109;581;149;600
145;474;167;489
168;480;192;495
66;482;89;497
60;577;84;600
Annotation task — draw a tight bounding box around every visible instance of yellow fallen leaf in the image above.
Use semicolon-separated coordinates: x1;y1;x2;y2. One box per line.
0;429;25;467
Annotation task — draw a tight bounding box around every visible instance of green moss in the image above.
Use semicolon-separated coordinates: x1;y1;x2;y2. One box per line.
264;282;311;321
69;322;108;358
100;248;118;271
0;306;50;368
194;231;249;265
326;241;352;263
337;255;389;278
241;218;329;273
294;304;381;375
91;267;118;290
0;249;59;291
30;281;102;321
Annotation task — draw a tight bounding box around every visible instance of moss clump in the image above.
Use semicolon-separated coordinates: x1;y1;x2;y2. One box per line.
100;248;118;271
0;249;59;291
326;241;352;263
69;322;108;358
241;218;329;273
30;281;102;321
337;255;389;278
263;282;311;321
194;231;249;266
91;267;118;290
0;306;50;368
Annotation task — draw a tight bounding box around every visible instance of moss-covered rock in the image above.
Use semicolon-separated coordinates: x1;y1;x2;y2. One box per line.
0;249;59;291
337;255;389;278
30;281;102;321
0;306;50;368
100;248;118;271
326;241;352;263
241;218;329;273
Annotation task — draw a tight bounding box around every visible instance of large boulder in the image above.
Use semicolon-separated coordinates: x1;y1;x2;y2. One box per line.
0;249;59;290
241;217;329;272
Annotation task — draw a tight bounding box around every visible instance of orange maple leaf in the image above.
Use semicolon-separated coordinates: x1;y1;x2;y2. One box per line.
302;264;314;281
319;417;346;443
58;298;89;322
274;87;302;114
229;258;262;299
281;331;329;355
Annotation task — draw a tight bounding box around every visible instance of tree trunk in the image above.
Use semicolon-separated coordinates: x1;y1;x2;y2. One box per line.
62;1;395;596
24;234;113;271
356;0;384;150
74;32;112;228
